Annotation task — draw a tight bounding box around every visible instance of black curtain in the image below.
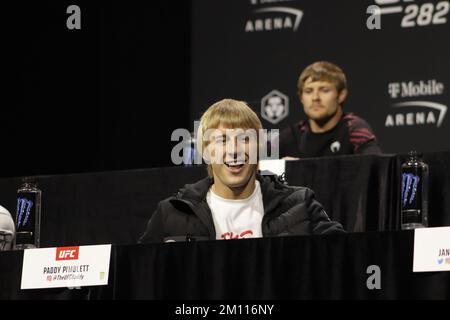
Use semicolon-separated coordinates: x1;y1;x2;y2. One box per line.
2;231;449;299
285;151;450;232
2;0;191;178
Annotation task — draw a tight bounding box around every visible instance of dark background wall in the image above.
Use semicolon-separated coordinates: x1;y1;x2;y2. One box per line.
2;0;191;178
1;0;449;247
190;0;450;154
2;0;450;179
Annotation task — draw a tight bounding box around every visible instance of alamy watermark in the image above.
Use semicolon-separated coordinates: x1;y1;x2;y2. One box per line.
171;121;279;165
367;5;382;30
366;0;450;30
66;5;81;30
366;264;381;290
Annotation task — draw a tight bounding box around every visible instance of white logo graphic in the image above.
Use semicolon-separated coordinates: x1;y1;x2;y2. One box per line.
388;80;444;98
330;141;341;153
261;90;289;124
367;0;449;29
245;6;304;32
388;82;401;98
385;79;447;128
385;101;447;127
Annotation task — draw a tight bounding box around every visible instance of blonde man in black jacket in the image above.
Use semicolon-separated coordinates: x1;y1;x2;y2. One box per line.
139;99;344;243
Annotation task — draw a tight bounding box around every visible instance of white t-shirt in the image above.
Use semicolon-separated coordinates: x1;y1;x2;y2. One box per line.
206;181;264;240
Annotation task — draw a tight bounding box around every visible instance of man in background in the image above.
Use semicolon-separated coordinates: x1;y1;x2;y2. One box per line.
278;61;381;159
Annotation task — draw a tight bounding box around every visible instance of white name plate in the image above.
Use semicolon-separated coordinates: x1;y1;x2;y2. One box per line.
413;227;450;272
259;159;286;177
21;244;111;289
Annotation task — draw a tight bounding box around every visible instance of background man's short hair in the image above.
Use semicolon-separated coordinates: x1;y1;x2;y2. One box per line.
297;61;347;95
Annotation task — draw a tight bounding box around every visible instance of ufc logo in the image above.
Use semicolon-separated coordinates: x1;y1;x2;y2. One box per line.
56;246;79;261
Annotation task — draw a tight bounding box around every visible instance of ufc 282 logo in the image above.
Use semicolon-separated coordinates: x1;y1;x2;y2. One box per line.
367;0;449;29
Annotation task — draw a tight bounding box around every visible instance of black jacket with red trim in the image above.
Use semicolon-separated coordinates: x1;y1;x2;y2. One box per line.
138;173;345;243
278;113;382;158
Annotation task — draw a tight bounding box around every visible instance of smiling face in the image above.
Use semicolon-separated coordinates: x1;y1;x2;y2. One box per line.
301;77;346;123
207;123;258;199
197;99;262;199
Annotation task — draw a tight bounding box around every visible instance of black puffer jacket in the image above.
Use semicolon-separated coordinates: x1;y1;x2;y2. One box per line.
139;174;345;243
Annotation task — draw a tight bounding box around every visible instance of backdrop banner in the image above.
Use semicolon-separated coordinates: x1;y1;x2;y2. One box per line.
190;0;450;154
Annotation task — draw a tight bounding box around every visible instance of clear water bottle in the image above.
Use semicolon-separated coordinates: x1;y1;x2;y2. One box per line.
400;151;429;230
14;177;42;249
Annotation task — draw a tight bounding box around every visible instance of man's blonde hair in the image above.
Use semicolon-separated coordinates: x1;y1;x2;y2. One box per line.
197;99;262;177
297;61;347;96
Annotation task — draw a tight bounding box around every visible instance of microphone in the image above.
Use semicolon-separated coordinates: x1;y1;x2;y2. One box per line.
0;205;15;251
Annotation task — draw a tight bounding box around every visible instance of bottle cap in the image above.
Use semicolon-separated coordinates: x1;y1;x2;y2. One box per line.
21;176;37;185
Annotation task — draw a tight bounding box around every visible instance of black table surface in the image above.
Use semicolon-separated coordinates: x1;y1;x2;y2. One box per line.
1;230;449;300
